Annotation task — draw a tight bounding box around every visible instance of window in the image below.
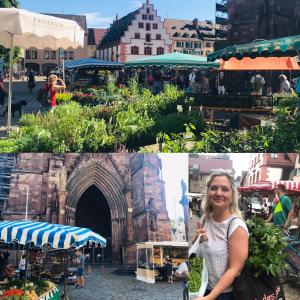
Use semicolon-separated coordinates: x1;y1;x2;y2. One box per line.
142;14;147;20
145;33;151;42
146;8;150;14
149;15;154;20
157;47;164;55
131;46;139;55
44;51;49;60
64;51;68;60
156;34;161;40
69;51;74;60
135;33;140;39
139;22;144;28
50;51;56;60
176;41;182;47
185;42;192;48
146;23;151;31
26;50;38;59
144;47;152;55
153;23;158;30
271;153;278;159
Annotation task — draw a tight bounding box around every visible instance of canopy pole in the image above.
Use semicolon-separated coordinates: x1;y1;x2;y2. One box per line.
7;34;14;131
24;247;29;290
62;249;69;300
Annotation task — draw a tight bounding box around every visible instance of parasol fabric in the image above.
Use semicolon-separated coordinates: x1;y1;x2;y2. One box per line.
208;35;300;62
65;58;123;70
124;52;220;68
0;220;106;249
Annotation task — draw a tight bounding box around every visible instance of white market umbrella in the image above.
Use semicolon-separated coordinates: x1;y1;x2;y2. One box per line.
0;8;85;130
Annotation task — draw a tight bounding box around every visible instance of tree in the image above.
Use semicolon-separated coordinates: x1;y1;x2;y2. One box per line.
0;0;20;70
0;0;19;8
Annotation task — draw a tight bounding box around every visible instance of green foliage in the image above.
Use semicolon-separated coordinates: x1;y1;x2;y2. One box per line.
0;0;19;8
0;46;21;69
0;138;18;152
56;92;73;104
188;256;203;293
246;217;288;277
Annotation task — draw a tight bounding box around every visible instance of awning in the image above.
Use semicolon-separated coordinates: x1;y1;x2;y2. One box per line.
208;35;300;62
220;57;300;70
125;52;220;68
0;220;106;249
238;181;300;193
65;58;123;70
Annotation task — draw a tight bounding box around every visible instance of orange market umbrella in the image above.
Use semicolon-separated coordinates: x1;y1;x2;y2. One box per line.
220;57;300;71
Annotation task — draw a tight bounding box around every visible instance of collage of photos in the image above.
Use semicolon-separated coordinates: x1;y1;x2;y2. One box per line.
0;0;300;300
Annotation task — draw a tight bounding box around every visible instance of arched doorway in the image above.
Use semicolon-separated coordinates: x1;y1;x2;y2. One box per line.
75;185;112;263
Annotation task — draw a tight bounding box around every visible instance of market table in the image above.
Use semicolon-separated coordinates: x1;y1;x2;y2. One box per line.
192;106;274;128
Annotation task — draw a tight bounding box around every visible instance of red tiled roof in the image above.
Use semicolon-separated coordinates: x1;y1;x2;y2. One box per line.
88;28;107;46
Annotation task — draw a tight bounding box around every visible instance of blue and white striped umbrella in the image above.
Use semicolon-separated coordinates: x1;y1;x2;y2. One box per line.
0;221;106;249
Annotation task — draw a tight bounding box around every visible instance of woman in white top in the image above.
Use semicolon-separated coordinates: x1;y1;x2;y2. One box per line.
279;74;292;95
195;170;249;300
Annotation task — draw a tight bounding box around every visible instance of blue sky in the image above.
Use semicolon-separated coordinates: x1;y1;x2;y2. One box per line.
20;0;216;28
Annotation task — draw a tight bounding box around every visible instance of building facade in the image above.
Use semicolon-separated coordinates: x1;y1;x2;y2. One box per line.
3;153;171;266
97;0;172;62
164;18;216;56
189;154;233;195
294;154;300;181
246;153;297;185
24;15;106;75
227;0;300;45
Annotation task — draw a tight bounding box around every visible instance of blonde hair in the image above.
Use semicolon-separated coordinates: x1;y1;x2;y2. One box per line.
48;74;58;83
202;169;243;219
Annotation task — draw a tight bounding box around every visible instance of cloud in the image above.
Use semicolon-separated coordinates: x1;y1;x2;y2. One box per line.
129;0;143;9
83;13;114;28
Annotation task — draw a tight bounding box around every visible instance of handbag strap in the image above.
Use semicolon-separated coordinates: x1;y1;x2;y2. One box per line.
226;217;240;240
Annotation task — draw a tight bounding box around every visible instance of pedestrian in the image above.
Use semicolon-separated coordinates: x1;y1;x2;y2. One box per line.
0;77;6;109
75;250;85;288
267;184;293;229
279;74;292;95
19;254;26;280
117;68;127;88
193;170;249;300
250;71;265;95
289;204;299;239
165;255;173;283
0;252;10;280
215;72;226;95
43;74;66;111
175;256;192;300
27;70;35;93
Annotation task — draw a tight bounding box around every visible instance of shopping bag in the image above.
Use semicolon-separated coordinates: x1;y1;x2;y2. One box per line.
233;266;285;300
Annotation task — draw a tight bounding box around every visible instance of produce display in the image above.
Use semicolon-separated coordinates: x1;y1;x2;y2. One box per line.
0;279;58;300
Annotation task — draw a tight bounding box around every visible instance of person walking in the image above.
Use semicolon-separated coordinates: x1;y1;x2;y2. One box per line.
250;71;265;95
0;77;6;109
75;250;85;289
19;254;26;280
194;170;249;300
27;71;35;93
165;256;173;283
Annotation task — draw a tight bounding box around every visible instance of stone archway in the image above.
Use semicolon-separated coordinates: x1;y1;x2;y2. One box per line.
65;160;129;265
75;185;112;263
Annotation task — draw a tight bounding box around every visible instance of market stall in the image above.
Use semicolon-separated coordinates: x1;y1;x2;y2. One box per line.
0;220;107;300
136;241;188;284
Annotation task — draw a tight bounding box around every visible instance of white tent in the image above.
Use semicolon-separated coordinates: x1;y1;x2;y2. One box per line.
0;8;85;129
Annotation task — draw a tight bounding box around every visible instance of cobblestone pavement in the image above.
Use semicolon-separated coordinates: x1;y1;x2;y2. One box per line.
0;78;47;129
62;266;300;300
61;266;183;300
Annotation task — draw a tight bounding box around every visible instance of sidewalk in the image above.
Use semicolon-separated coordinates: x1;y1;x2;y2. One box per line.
62;265;183;300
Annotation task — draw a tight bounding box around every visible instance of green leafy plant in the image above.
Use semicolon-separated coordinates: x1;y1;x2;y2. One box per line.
188;256;203;293
246;217;288;277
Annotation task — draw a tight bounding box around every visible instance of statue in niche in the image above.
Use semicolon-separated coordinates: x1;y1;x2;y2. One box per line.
147;198;158;232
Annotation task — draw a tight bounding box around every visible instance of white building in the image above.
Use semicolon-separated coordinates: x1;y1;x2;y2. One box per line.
97;0;172;62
